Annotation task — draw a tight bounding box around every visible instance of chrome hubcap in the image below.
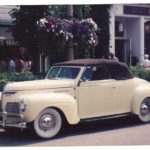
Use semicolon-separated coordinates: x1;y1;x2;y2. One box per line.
141;103;149;116
39;115;56;131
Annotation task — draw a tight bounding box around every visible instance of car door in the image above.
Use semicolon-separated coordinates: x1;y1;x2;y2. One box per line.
78;66;118;119
110;78;135;114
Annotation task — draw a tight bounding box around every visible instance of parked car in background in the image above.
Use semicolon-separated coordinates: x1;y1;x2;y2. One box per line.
0;59;150;139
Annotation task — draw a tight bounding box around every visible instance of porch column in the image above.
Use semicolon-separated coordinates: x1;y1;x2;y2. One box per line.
139;16;145;65
39;54;42;73
109;7;115;54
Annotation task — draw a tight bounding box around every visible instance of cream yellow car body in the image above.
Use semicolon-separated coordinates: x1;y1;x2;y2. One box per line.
2;79;79;124
1;75;150;123
0;59;150;138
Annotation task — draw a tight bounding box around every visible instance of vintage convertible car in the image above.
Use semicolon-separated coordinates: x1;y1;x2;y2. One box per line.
0;59;150;139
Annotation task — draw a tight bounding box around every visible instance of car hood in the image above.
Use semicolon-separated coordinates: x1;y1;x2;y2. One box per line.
4;79;75;92
133;77;149;83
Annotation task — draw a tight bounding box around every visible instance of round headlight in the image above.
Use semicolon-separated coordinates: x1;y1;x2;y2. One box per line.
20;99;27;112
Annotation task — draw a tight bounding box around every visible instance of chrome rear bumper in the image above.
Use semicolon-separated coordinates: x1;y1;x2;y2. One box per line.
0;111;26;129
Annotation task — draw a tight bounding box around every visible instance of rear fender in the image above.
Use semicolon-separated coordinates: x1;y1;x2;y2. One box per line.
131;85;150;114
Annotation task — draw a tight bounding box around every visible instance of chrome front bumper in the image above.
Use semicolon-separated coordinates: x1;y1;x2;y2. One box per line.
0;111;26;129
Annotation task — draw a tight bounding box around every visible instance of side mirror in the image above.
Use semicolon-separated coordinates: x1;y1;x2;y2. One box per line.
78;79;85;86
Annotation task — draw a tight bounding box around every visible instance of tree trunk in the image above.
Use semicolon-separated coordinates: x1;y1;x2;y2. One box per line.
67;38;74;60
66;5;74;60
42;56;45;74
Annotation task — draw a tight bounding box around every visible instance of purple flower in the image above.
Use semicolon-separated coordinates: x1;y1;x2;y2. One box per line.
37;17;99;47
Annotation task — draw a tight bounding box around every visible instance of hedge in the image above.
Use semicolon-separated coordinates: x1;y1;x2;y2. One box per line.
0;72;38;91
0;67;150;91
130;66;150;82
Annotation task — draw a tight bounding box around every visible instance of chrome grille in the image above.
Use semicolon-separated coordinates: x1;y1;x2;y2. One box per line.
6;116;22;124
6;102;20;114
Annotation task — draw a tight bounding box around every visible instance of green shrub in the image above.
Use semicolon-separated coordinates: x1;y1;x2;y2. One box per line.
130;66;150;82
0;72;38;91
1;67;150;91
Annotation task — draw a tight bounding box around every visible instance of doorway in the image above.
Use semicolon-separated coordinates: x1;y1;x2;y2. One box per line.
115;39;125;63
115;38;131;66
145;20;150;56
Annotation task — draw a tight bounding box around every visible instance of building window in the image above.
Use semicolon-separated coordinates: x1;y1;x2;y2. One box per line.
115;21;124;37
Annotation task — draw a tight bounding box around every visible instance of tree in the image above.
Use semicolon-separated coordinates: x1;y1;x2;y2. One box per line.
10;6;51;48
66;5;74;60
48;5;91;20
9;5;92;73
37;17;99;59
49;5;91;60
9;6;51;73
90;5;111;59
40;5;91;61
74;5;91;19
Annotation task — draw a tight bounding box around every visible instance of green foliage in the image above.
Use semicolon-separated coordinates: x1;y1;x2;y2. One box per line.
0;72;37;91
38;17;99;61
38;5;92;62
48;5;91;20
130;66;150;82
9;6;51;48
48;5;66;18
74;5;91;19
46;32;67;63
9;5;91;49
9;5;92;67
90;5;111;58
9;5;54;73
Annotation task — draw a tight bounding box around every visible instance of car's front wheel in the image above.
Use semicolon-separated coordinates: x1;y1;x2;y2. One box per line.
138;98;150;122
33;108;62;139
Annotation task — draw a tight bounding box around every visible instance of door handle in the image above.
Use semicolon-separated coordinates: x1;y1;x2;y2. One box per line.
112;85;116;88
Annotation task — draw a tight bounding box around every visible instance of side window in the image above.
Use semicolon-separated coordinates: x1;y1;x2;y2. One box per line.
82;66;111;81
81;67;93;81
92;67;110;80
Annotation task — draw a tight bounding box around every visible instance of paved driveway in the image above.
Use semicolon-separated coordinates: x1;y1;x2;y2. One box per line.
0;116;150;146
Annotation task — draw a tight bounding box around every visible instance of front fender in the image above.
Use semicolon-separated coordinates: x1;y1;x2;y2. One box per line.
19;92;80;124
131;84;150;114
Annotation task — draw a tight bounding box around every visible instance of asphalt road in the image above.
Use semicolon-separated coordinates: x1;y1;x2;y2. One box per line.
0;116;150;146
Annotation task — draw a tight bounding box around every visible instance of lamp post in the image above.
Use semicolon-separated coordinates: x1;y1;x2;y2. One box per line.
66;5;74;60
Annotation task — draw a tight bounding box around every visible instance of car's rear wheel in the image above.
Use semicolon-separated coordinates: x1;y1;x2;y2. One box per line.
138;98;150;122
33;108;62;139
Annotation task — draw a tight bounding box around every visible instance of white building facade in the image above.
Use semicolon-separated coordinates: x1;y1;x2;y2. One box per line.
109;4;150;66
1;5;150;72
0;5;16;45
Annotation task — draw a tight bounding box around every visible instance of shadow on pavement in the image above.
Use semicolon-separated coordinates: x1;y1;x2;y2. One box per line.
0;115;147;146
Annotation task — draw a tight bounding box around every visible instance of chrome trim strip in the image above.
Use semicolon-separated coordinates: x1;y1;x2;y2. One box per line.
3;87;73;93
3;91;17;95
0;111;26;129
0;121;26;128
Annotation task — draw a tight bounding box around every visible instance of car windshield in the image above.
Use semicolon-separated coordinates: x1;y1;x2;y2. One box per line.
47;66;80;79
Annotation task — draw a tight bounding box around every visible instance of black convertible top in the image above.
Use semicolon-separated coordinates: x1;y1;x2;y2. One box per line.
54;59;122;66
54;59;133;80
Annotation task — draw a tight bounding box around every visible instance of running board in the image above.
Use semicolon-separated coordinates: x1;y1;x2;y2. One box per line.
80;113;133;123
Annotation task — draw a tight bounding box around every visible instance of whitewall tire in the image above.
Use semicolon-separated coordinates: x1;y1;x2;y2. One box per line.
138;98;150;123
34;108;62;139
